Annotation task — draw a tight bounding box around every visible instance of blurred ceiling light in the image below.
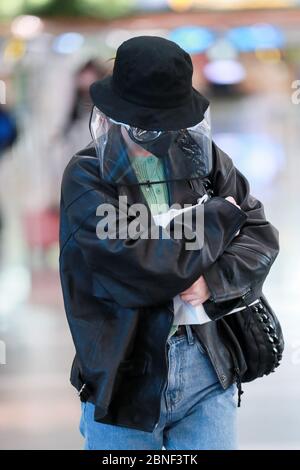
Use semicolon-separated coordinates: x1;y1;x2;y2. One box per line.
169;26;215;54
255;48;281;63
203;59;246;85
11;15;43;39
207;38;237;61
168;0;194;11
52;32;84;54
227;23;284;52
4;38;26;61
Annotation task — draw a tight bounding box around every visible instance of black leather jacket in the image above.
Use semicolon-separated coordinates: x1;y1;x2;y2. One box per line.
59;141;279;432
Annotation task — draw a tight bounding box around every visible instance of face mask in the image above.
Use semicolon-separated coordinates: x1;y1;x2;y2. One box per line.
89;106;213;185
126;127;175;159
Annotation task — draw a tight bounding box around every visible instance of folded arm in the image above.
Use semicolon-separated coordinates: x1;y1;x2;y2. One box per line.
202;143;280;320
62;155;247;309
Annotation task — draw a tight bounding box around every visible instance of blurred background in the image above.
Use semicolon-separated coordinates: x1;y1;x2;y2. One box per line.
0;0;299;450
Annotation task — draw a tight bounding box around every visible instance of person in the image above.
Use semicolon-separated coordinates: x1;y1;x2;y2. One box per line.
59;36;279;450
0;105;17;155
48;59;108;210
0;105;18;261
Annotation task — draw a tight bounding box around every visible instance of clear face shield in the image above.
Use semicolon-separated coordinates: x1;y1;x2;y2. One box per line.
89;105;212;186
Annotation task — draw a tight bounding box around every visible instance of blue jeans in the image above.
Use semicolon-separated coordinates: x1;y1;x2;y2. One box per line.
79;325;238;450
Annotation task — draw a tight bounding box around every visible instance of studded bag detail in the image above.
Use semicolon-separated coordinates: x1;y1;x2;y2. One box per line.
199;177;284;406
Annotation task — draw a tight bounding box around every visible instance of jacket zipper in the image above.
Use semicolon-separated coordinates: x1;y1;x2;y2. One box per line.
223;340;244;407
230;244;272;266
209;287;252;305
208;287;252;404
153;307;174;430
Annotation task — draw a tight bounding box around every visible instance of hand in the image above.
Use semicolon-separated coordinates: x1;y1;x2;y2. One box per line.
180;275;211;306
225;196;240;210
225;196;241;236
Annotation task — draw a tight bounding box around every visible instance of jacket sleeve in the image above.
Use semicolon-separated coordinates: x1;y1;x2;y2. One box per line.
202;143;280;320
62;158;247;309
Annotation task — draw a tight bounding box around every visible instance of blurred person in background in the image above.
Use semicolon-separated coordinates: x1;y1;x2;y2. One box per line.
49;59;109;211
0;105;17;155
0;104;18;262
62;59;108;153
24;60;108;269
59;36;279;450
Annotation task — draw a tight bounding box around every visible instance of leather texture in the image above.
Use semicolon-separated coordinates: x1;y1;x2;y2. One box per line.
59;141;279;432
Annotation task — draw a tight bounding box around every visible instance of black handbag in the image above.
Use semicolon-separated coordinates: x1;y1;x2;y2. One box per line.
222;292;284;405
200;177;284;405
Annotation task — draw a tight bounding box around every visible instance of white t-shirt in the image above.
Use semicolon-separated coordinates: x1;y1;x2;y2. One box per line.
153;196;258;326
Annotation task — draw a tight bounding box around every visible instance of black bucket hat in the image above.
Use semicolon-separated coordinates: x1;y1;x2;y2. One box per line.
89;35;209;131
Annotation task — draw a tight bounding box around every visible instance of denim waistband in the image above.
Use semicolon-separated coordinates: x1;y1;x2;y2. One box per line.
168;325;195;346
